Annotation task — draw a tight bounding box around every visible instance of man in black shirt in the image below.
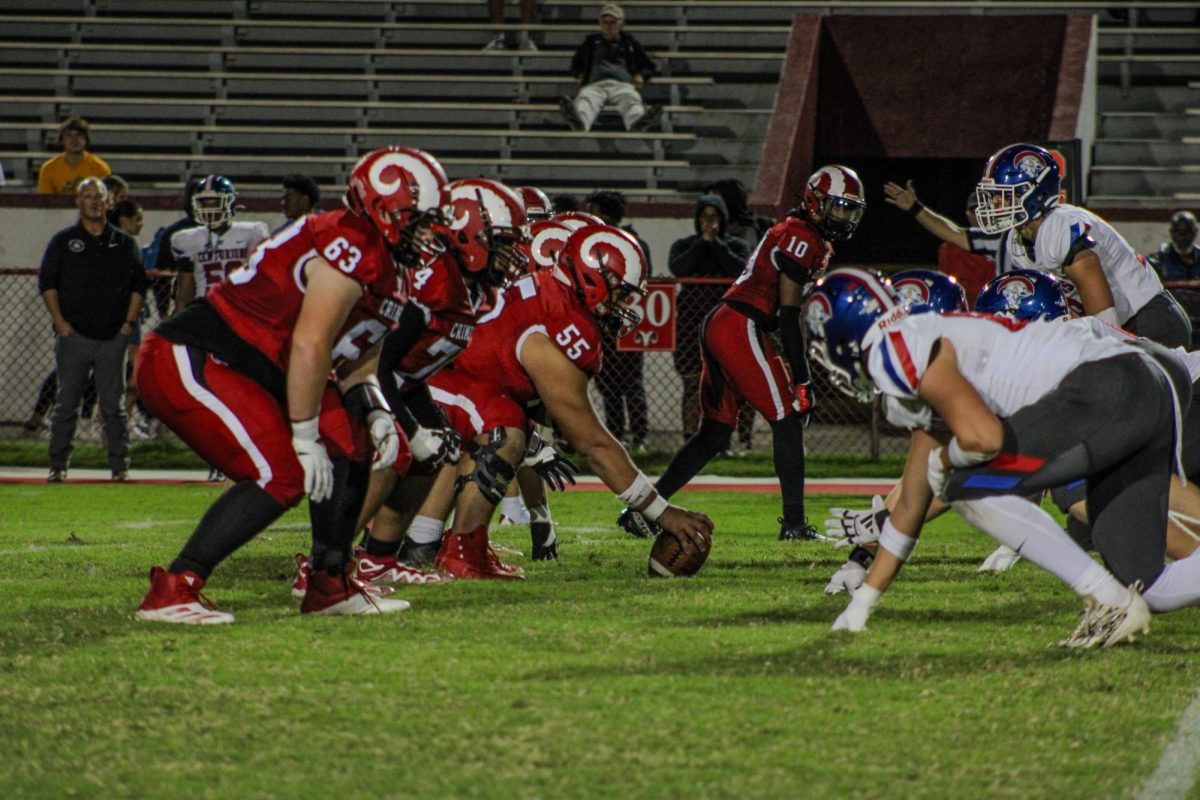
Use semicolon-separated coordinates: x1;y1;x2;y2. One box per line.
561;4;659;133
38;177;146;482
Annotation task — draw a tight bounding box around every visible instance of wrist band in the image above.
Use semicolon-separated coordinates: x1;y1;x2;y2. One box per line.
909;200;925;217
878;519;918;562
642;494;670;522
618;472;654;508
291;417;320;442
947;437;994;468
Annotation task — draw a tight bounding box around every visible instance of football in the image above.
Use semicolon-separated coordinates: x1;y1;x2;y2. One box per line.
648;528;712;578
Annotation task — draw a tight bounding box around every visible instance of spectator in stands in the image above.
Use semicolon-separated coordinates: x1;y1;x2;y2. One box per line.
38;117;111;195
551;193;581;214
103;174;129;205
1149;210;1200;280
586;190;651;450
38;178;146;482
484;0;539;51
280;173;321;229
669;192;751;439
560;4;661;133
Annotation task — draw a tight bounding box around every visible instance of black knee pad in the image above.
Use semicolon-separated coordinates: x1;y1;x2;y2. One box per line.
456;428;517;505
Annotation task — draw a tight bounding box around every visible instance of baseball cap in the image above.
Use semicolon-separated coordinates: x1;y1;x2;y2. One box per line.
600;4;624;20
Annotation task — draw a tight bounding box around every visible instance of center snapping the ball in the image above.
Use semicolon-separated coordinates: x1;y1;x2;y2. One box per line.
648;528;711;578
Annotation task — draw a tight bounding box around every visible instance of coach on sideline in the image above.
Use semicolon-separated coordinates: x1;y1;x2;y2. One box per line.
38;177;146;482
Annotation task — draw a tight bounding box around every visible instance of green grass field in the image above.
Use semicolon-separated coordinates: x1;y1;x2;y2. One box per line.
2;482;1199;799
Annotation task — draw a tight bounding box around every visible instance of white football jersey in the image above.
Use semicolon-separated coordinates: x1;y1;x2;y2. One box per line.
1006;204;1162;324
171;221;269;298
868;313;1133;425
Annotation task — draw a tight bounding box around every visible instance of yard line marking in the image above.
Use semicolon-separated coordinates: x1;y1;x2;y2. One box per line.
1139;682;1200;800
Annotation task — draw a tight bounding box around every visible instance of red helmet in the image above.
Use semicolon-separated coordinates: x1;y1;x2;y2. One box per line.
553;210;605;230
518;186;553;221
516;219;573;274
802;164;866;242
444;178;529;284
558;224;648;336
345;147;449;265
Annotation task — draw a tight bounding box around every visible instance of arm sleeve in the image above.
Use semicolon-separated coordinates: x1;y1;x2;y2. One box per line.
377;301;430;377
778;305;810;385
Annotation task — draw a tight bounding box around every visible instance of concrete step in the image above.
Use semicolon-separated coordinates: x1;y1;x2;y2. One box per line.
1099;112;1200;138
1093;139;1200;163
1091;165;1200;196
1099;85;1198;112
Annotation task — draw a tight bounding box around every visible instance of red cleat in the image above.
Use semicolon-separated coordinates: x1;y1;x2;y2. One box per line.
135;566;234;625
300;563;411;615
434;526;524;581
355;553;449;586
291;553;309;598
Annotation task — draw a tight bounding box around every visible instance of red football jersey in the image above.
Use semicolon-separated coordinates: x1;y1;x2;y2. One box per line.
207;210;403;371
387;252;492;392
443;270;602;405
722;215;831;317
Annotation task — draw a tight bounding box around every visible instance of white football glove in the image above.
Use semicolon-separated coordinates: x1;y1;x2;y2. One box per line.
824;494;887;549
824;558;867;595
831;584;881;633
978;544;1022;573
367;410;400;471
927;446;949;500
409;425;462;468
292;417;333;503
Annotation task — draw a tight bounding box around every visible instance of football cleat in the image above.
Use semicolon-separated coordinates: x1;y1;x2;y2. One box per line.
530;521;558;561
207;468;225;482
291;553;309;598
397;536;441;569
135;566;234;625
977;545;1022;573
435;528;525;581
779;517;820;541
1058;583;1151;649
47;468;67;483
300;564;411;615
355;553;449;586
617;507;661;539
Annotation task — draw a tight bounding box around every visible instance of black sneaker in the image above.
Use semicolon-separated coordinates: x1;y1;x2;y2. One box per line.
560;96;584;131
47;467;67;483
778;517;819;541
631;104;662;132
112;469;129;482
397;536;440;569
531;522;558;561
618;507;662;539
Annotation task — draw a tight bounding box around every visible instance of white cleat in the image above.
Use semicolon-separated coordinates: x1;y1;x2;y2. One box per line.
978;545;1022;573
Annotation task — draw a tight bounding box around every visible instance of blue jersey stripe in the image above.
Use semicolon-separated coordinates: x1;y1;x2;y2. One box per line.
878;340;916;396
963;473;1024;491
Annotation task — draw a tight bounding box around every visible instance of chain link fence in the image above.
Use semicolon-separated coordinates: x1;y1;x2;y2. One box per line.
19;271;1189;461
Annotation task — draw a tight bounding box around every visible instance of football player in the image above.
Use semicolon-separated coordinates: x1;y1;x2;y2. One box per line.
133;147;449;623
171;175;269;312
425;223;714;579
807;268;1200;646
621;165;866;542
335;178;532;586
886;144;1190;347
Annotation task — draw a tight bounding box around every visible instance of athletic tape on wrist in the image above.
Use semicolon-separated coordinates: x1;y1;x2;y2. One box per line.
291;417;320;442
852;583;882;608
618;472;654;509
878;519;918;562
947;437;994;468
642;494;670;522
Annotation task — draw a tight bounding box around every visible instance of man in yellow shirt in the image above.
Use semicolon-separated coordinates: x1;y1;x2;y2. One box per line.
38;117;111;195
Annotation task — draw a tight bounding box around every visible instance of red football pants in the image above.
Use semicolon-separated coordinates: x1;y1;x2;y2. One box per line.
698;304;797;427
136;333;369;506
426;367;527;441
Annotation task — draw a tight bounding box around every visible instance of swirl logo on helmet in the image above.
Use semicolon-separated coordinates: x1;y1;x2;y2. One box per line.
367;152;441;211
892;278;931;307
578;230;644;287
449;183;518;231
996;275;1036;309
531;226;570;268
